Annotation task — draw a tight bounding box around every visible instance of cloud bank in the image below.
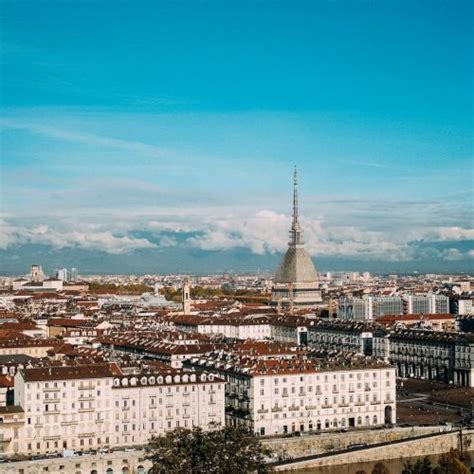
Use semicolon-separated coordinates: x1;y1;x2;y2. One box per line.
1;209;472;273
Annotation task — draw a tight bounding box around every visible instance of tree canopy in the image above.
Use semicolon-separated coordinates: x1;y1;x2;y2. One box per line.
146;425;272;474
402;450;470;474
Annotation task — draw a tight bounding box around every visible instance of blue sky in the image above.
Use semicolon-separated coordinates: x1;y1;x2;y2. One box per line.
0;0;473;274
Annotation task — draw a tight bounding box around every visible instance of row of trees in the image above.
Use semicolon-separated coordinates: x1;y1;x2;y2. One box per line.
89;282;154;295
401;450;470;474
357;450;470;474
160;285;264;302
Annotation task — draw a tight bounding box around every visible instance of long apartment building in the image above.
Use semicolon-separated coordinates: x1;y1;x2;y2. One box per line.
4;363;225;457
373;329;474;387
185;353;396;436
338;294;449;321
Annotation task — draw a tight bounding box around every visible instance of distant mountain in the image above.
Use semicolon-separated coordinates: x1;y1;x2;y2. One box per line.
1;240;472;276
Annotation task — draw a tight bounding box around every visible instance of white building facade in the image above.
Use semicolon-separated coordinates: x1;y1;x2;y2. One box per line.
186;356;396;436
9;364;225;457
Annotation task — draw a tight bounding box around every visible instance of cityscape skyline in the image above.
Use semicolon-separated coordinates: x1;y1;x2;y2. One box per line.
0;3;473;471
1;1;473;274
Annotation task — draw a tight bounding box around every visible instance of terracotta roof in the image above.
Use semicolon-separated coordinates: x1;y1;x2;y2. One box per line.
0;375;14;387
20;363;121;382
377;313;454;323
46;318;91;327
0;322;39;331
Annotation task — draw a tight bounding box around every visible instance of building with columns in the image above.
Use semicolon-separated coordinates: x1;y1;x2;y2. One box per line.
373;329;474;387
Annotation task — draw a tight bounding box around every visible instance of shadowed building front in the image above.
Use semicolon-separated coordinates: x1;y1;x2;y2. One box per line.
271;169;322;311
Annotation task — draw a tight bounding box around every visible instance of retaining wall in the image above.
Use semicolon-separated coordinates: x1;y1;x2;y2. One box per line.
274;429;474;471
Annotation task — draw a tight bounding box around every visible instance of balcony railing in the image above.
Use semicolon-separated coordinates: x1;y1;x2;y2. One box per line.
60;421;78;426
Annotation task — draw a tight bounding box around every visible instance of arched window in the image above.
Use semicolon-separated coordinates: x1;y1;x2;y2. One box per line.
137;466;145;474
106;469;113;474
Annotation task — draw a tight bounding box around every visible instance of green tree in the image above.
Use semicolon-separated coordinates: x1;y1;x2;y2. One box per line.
403;457;433;474
434;449;470;474
146;426;272;474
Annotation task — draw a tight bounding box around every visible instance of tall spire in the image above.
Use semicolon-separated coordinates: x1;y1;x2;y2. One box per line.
290;166;303;245
293;166;299;223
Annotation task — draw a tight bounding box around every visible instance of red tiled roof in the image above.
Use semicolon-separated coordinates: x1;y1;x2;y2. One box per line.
377;313;454;323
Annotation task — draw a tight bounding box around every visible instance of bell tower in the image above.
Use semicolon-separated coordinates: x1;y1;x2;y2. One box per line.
182;276;191;314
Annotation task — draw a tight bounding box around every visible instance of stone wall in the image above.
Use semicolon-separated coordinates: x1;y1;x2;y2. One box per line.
0;450;152;474
263;426;441;460
274;429;474;471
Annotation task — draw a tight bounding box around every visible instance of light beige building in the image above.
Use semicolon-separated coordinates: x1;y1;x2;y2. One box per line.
186;354;396;436
9;363;225;457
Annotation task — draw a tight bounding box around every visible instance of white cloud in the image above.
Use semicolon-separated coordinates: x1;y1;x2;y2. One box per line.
426;227;474;241
0;221;156;254
441;248;463;261
1;206;473;262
